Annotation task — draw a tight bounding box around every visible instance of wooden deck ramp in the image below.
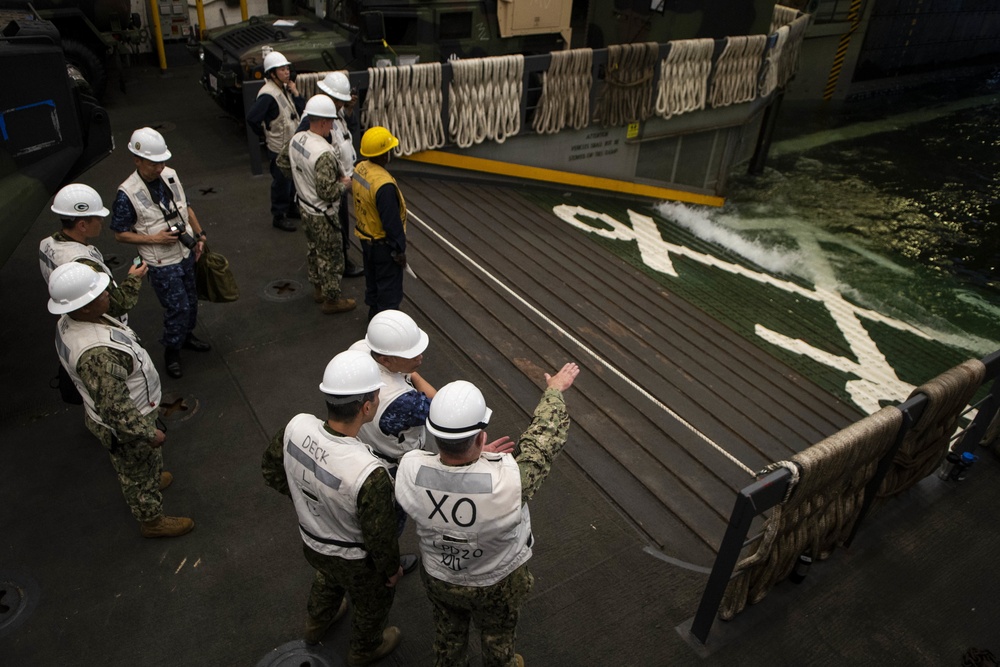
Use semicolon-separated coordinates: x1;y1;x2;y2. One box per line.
398;176;859;565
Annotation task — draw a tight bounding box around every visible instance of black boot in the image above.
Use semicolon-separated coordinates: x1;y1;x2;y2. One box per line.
183;333;211;352
164;348;182;379
272;215;296;232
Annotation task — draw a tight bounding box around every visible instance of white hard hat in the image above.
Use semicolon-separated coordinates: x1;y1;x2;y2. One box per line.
426;380;492;440
319;349;386;399
47;262;110;314
263;50;292;73
318;71;351;101
365;310;428;359
304;94;338;119
51;183;109;218
349;339;371;354
128;127;171;162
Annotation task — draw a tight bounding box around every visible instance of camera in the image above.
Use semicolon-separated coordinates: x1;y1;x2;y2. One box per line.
169;221;198;250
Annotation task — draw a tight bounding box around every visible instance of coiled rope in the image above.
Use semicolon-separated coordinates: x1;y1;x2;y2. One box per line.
362;63;446;156
448;55;524;148
719;405;904;620
770;4;800;34
877;359;985;501
777;14;811;89
708;34;767;108
654;38;715;120
594;42;658;127
532;48;592;134
758;25;789;98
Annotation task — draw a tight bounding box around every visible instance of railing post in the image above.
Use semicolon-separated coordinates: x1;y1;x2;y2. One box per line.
690;468;791;645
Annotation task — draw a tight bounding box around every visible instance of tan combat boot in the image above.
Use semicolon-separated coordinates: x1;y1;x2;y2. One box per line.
322;297;356;314
312;285;324;303
346;626;401;666
158;471;173;491
516;654;524;667
304;598;348;645
140;515;194;538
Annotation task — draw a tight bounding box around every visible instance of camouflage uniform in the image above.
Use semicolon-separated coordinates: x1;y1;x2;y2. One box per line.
401;387;571;667
78;347;163;521
262;424;400;655
277;135;348;301
41;231;143;320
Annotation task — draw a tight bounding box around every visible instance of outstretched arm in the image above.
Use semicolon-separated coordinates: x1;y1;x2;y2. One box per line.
516;363;580;502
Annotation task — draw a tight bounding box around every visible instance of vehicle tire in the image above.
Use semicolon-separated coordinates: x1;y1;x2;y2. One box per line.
62;38;108;100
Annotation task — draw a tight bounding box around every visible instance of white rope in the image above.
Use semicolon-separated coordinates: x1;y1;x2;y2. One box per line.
778;14;810;88
361;63;446;156
448;55;524;148
532;48;593;134
654;38;715;120
770;4;800;34
409;210;757;477
709;34;767;108
759;25;789;98
594;42;659;127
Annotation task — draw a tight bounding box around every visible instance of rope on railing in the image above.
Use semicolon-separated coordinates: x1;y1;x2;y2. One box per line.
877;359;986;501
594;42;659;127
654;38;715;120
362;63;446;156
718;405;903;620
770;4;801;34
294;71;324;99
448;55;524;148
759;25;789;98
777;13;811;89
709;34;767;108
532;48;592;134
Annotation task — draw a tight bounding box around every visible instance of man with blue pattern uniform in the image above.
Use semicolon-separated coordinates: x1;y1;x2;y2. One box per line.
262;349;404;665
395;362;580;667
111;127;211;379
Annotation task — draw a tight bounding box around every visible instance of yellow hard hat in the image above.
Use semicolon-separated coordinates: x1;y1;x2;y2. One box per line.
360;126;399;157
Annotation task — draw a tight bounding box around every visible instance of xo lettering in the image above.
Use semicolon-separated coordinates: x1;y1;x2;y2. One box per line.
425;490;477;527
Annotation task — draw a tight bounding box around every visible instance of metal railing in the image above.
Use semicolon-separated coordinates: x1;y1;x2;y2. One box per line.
688;349;1000;645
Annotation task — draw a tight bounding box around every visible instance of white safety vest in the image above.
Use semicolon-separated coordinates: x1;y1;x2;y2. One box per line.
395;450;533;586
288;130;341;216
257;79;301;153
38;236;128;325
282;413;388;559
331;112;356;178
118;167;191;267
357;366;427;463
55;314;161;433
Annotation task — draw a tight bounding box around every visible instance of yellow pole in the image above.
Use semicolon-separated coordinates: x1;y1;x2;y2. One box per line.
196;0;206;40
148;0;167;71
240;0;248;22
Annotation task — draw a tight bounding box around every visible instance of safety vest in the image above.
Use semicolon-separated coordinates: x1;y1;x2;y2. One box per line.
55;314;161;433
331;112;356;178
282;413;388;559
288;129;341;216
119;168;191;267
395;450;533;586
38;235;128;325
357;365;427;462
352;161;406;242
257;79;301;153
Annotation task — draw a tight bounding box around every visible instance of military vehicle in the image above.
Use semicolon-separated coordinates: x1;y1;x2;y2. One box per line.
3;0;145;99
0;9;113;267
198;0;778;116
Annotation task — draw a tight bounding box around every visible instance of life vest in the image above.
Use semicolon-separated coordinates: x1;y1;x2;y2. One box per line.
39;235;128;325
282;413;388;559
395;450;533;586
357;365;427;462
352;161;406;241
55;314;161;434
118;167;191;266
287;130;340;216
257;79;301;153
331;112;356;178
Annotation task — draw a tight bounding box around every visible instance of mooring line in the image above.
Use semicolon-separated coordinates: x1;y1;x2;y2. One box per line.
410;211;757;476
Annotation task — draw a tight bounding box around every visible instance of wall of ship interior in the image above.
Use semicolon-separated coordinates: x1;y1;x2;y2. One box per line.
787;0;1000;101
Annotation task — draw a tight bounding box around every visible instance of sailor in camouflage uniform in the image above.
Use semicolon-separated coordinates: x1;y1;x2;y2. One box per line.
277;95;355;314
39;183;147;323
47;263;195;538
395;362;580;667
261;349;403;665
